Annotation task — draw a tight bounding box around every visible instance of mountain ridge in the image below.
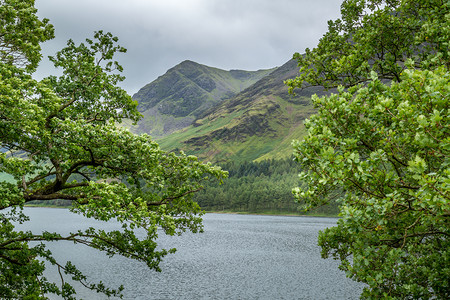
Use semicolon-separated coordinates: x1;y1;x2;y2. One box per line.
128;60;276;137
157;59;326;163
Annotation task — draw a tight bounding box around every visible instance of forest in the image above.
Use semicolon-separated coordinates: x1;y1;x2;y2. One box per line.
194;158;339;215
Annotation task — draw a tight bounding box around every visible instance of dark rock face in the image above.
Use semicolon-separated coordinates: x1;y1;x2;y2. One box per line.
157;85;207;118
193;74;216;92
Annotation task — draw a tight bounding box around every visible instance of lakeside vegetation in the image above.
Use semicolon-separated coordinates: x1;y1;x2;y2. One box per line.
22;157;339;217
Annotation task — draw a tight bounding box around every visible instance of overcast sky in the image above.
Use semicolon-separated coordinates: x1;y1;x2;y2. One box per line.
34;0;342;95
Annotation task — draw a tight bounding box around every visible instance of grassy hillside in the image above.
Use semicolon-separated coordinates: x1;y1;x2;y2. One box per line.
157;59;324;163
128;60;275;138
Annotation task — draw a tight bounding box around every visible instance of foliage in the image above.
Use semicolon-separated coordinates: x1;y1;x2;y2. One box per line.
0;1;226;298
0;0;54;71
287;0;449;298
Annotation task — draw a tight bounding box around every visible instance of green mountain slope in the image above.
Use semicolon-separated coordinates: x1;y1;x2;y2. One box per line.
158;59;326;163
129;60;275;137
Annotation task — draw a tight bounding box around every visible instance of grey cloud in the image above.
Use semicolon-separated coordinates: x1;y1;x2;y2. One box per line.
34;0;342;95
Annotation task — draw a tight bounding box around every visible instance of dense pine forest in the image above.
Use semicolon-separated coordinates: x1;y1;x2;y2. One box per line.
194;158;339;215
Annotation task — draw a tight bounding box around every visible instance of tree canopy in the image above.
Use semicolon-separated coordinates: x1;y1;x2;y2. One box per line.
0;0;226;298
286;0;449;90
287;0;449;298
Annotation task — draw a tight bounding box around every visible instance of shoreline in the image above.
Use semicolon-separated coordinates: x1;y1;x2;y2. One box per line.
23;205;339;218
204;210;339;218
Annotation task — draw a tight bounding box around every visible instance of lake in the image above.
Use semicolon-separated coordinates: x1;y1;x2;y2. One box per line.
16;208;364;299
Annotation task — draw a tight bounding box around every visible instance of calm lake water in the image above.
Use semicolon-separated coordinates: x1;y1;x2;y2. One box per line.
16;208;364;299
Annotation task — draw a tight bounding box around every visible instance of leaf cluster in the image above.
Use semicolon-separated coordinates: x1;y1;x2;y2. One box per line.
0;0;54;71
289;0;449;298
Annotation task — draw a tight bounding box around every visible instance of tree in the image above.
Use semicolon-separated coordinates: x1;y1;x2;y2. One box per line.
287;0;449;298
0;1;226;298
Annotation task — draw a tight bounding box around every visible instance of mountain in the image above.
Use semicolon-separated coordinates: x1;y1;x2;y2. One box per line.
157;59;327;163
129;60;275;137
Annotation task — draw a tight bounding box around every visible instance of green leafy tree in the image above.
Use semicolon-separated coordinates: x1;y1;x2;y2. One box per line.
287;0;449;298
0;1;226;298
